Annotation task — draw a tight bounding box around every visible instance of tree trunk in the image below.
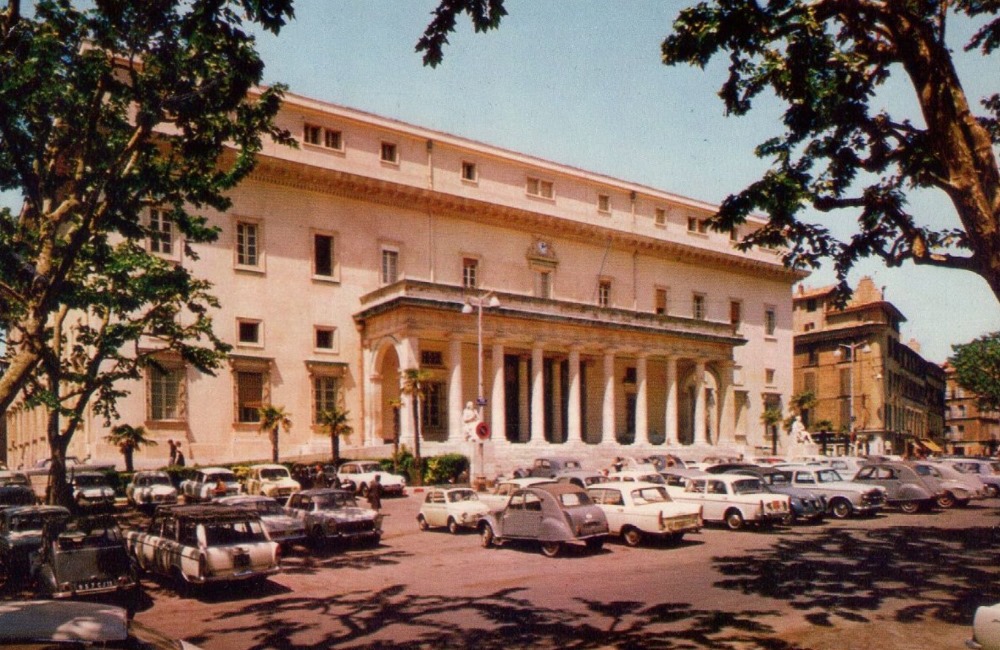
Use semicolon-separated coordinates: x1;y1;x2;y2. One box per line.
413;396;423;486
271;427;279;463
332;433;340;466
46;412;71;507
124;448;134;473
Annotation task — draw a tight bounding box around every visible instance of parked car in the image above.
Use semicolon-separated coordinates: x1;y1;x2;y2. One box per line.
215;495;307;547
245;464;301;499
704;463;759;475
479;477;555;510
969;602;1000;650
32;514;139;613
672;474;790;530
606;469;667;485
555;470;608;490
335;461;406;497
587;481;702;546
724;467;826;524
938;458;1000;497
910;461;978;508
417;486;490;533
927;461;989;504
639;454;687;470
852;462;941;513
0;473;36;510
780;464;886;519
179;467;242;503
528;456;583;479
69;471;116;512
0;470;31;487
126;504;280;593
0;505;71;579
285;488;382;547
125;471;178;511
659;468;711;498
478;483;608;557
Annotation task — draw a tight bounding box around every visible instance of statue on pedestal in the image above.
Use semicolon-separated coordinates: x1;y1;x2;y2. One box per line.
462;401;480;442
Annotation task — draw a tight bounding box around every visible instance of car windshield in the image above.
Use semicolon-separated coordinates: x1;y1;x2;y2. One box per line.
914;465;940;478
630;487;670;504
146;475;172;486
447;490;479;502
731;479;764;494
260;468;290;480
202;519;266;545
252;500;284;516
11;512;67;532
206;472;236;483
559;491;593;507
314;493;357;509
358;463;381;473
73;475;107;488
816;469;844;483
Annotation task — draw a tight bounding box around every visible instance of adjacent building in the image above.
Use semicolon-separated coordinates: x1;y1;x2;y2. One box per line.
943;363;1000;455
792;278;946;456
6;92;804;473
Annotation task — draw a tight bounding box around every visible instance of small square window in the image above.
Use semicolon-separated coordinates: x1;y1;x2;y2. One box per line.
315;327;335;350
765;368;776;385
381;142;398;164
654;208;666;227
461;161;478;182
597;194;611;213
304;124;321;146
324;129;342;150
238;320;261;345
526;176;554;199
421;350;444;367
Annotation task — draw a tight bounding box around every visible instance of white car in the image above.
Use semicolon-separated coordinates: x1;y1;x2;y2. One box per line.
417;487;490;533
125;471;178;510
478;477;554;510
970;602;1000;650
69;472;116;511
335;462;406;497
244;464;300;499
606;469;667;485
126;504;279;593
179;468;242;503
779;464;885;518
587;481;702;546
673;474;790;530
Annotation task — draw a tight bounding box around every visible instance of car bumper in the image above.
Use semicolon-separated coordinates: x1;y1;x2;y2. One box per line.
192;564;281;584
51;580;138;598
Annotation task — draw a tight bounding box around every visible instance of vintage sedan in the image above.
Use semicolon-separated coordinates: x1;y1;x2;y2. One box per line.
555;470;608;490
179;467;242;503
244;464;301;499
911;461;979;508
0;505;70;578
478;483;609;558
215;495;307;546
126;504;279;593
478;477;555;510
780;464;886;519
69;471;116;512
659;468;711;498
286;488;382;547
32;515;139;612
970;602;1000;650
927;461;988;505
527;456;583;479
587;481;702;546
0;473;36;510
335;462;406;497
125;471;178;511
417;486;490;533
852;462;941;513
939;458;1000;497
673;474;790;530
725;467;826;524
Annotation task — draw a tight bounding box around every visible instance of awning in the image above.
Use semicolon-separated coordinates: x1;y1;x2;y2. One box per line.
917;438;943;453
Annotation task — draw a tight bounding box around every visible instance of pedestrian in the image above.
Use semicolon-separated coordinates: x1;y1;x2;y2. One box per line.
175;446;186;467
367;474;383;511
168;439;178;466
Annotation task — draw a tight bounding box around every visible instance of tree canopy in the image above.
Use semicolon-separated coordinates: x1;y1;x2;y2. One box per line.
950;332;1000;411
420;1;1000;303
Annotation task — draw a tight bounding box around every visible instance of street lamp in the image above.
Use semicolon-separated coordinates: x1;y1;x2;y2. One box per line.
834;341;871;455
462;291;500;485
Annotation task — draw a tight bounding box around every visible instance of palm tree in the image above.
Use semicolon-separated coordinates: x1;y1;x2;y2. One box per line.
258;405;292;463
761;407;783;455
318;405;353;467
388;398;402;472
105;424;157;473
400;367;432;486
790;390;818;426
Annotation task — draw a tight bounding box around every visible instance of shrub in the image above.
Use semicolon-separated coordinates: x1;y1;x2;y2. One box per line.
424;454;469;485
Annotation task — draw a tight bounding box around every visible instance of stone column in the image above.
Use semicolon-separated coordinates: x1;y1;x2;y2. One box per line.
552;359;563;443
602;350;616;446
636;353;648;444
694;358;708;445
567;347;582;443
448;337;464;442
531;342;545;445
491;342;506;445
664;355;678;446
717;360;736;445
396;337;420;448
518;356;530;442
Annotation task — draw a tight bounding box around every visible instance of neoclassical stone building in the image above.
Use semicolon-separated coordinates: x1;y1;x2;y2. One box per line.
6;92;803;473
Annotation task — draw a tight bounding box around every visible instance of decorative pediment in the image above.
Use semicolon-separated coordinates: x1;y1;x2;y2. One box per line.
527;238;558;267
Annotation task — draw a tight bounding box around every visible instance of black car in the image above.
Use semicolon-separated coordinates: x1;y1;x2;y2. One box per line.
0;505;71;579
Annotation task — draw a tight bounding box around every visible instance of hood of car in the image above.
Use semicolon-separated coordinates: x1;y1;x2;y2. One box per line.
260;514;305;530
315;507;378;522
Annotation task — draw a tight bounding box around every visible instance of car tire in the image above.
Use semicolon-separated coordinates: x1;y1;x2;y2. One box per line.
447;518;460;535
830;498;852;519
540;541;562;558
622;527;643;548
417;515;429;531
480;523;495;548
987;484;1000;498
899;500;920;514
724;509;744;531
309;526;325;549
585;537;604;552
936;492;956;509
173;568;191;598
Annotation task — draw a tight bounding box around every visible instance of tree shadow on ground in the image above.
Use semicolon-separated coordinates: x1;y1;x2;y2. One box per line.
711;523;1000;628
194;584;804;650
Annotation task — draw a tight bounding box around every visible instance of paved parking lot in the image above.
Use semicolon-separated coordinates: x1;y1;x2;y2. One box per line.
100;490;1000;649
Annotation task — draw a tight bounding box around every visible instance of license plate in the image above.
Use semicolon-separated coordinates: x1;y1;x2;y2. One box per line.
233;553;250;568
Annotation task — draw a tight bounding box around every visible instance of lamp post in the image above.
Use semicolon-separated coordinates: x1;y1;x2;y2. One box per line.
462;292;500;485
835;341;870;455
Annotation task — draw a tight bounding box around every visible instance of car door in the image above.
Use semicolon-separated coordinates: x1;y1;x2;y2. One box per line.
501;490;543;538
703;479;731;520
424;490;446;527
599;488;627;534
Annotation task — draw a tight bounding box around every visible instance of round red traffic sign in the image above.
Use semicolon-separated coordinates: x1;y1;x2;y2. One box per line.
475;422;490;441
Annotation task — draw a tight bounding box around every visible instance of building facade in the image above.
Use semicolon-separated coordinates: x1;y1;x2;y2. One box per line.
792;278;946;456
6;93;803;473
943;363;1000;455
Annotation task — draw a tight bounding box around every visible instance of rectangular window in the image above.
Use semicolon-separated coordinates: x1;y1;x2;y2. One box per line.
324;129;342;150
536;270;552;299
598;280;611;307
236;221;259;267
807;347;819;365
654;207;666;227
526;176;554;199
381;249;399;284
806;298;817;312
380;141;398;164
237;372;264;423
655;288;667;315
422;381;445;429
597;194;611;213
313;376;339;424
149;367;181;421
149;209;173;255
303;124;321;145
421;350;444;367
693;294;706;320
730;300;742;328
238;320;261;345
462;257;478;288
765;368;776;385
687;217;699;232
314;234;334;277
461;161;478;182
315;327;335;350
765;307;777;336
